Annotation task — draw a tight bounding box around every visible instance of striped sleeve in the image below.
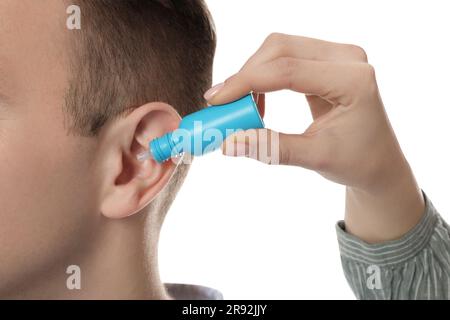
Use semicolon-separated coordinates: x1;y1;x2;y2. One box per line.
336;193;450;299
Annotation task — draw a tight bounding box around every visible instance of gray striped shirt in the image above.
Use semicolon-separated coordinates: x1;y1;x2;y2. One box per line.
336;192;450;299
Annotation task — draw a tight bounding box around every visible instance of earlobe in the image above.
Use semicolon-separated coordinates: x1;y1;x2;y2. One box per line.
99;102;181;219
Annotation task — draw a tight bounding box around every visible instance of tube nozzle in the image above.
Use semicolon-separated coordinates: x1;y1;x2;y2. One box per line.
136;150;153;162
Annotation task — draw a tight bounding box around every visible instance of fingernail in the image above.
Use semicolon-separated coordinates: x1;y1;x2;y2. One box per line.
204;83;224;100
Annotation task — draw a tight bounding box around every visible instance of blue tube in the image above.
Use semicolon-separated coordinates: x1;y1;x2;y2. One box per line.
147;94;265;163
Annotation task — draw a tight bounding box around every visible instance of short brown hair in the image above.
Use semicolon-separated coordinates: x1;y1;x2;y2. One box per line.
65;0;216;136
64;1;216;215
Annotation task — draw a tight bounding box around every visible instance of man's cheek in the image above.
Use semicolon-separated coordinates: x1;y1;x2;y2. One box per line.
0;138;55;259
0;122;64;202
0;127;91;247
0;110;96;217
0;141;52;212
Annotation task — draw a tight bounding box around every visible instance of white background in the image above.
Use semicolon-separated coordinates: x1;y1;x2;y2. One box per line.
160;0;450;299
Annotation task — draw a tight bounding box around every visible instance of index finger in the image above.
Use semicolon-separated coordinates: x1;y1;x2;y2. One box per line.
240;33;368;72
205;58;372;106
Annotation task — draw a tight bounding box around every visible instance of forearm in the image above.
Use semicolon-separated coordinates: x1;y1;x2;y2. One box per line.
344;158;425;244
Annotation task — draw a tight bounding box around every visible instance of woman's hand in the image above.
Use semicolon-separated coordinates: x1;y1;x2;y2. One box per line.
205;33;424;243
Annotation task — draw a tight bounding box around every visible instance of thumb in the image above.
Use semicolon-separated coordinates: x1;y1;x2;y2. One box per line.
221;128;317;168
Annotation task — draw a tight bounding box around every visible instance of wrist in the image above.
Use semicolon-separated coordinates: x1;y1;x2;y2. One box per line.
345;158;425;243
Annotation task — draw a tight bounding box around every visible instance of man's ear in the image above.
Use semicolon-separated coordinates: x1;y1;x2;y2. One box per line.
97;102;181;219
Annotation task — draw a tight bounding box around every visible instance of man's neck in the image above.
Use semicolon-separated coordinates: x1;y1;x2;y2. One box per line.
4;213;167;299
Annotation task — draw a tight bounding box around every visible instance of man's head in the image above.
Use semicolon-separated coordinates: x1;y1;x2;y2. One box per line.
0;0;215;297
